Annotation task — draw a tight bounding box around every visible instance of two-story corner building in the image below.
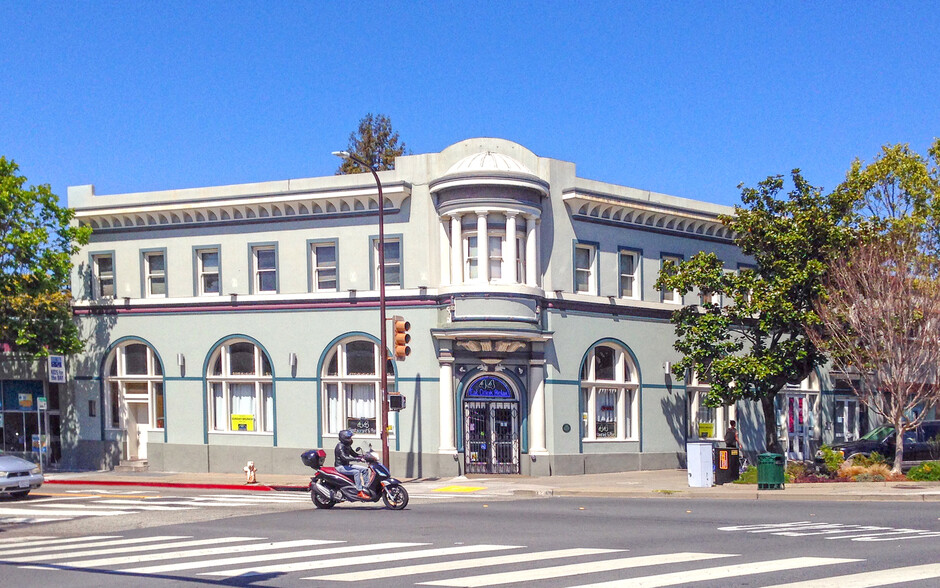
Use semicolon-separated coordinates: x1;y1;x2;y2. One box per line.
0;138;873;475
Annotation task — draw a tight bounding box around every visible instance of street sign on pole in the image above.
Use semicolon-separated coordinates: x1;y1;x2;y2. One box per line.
48;355;66;383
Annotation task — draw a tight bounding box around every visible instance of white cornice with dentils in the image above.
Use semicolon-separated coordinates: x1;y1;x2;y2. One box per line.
74;183;412;231
562;189;737;241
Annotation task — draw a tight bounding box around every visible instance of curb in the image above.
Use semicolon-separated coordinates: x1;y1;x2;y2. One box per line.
44;479;310;492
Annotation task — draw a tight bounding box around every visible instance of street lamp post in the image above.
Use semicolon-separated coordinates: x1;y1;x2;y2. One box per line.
332;151;391;468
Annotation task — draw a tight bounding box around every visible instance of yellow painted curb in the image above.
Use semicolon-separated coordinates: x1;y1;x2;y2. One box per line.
432;485;487;493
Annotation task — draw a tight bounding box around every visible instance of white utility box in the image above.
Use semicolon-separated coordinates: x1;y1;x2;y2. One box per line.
687;441;715;487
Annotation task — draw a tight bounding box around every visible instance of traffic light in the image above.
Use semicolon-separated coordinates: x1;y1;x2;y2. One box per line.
388;394;406;411
392;316;411;361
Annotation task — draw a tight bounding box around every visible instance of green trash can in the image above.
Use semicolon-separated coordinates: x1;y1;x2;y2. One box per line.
757;453;785;489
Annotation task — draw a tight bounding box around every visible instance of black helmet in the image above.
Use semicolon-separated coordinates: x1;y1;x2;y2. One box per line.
338;429;354;445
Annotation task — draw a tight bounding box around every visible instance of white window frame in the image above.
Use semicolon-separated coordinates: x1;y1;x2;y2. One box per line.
580;344;639;441
104;342;165;431
143;251;167;298
252;246;278;293
687;370;735;441
660;255;682;304
374;238;402;289
92;254;115;299
196;248;220;296
618;250;640;299
311;242;338;292
574;243;597;295
321;338;395;440
207;341;274;434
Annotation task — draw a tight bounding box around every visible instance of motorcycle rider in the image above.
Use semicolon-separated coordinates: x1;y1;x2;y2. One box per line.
334;429;370;499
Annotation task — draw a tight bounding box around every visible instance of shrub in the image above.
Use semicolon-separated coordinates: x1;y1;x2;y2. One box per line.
785;461;809;483
907;461;940;482
851;452;887;468
818;445;844;474
855;472;886;482
838;462;867;479
734;465;758;484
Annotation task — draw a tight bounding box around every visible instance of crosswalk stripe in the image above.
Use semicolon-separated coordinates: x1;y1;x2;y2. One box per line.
0;535;189;558
7;536;257;563
565;557;862;588
28;502;194;512
119;540;372;574
0;507;132;517
0;518;70;524
418;552;736;587
761;562;940;587
201;544;524;579
0;535;122;553
0;536;57;546
306;548;624;582
94;500;256;508
61;539;330;568
194;493;309;500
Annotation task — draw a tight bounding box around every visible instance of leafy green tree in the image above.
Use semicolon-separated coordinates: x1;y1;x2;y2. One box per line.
656;171;858;453
0;157;91;355
336;113;407;174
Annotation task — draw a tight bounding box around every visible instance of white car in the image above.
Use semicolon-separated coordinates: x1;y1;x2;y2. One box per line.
0;452;44;498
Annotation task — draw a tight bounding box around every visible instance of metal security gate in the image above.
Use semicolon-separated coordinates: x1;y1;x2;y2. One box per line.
464;400;520;474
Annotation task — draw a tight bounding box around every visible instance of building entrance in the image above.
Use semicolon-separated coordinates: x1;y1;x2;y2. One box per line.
463;375;520;474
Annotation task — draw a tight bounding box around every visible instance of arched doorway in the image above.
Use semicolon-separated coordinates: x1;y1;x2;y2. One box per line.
463;375;519;474
103;341;164;461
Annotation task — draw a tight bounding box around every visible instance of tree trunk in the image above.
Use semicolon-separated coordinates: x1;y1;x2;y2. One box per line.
892;421;906;475
760;395;782;454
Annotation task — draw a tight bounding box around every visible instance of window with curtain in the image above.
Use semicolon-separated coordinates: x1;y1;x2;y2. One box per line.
580;343;638;441
321;338;394;438
206;340;274;433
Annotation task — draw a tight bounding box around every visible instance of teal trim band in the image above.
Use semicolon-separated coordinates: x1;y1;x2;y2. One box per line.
546;379;580;386
642;383;681;390
397;377;438;383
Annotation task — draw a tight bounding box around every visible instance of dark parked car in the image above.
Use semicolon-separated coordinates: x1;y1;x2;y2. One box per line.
816;420;940;470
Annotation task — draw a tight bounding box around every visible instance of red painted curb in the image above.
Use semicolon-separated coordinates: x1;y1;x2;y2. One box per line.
45;479;309;492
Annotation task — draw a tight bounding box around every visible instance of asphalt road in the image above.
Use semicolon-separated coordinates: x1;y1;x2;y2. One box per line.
1;486;938;587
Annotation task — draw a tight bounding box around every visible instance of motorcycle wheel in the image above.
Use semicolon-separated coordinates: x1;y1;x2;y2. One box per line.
311;484;336;509
382;484;409;510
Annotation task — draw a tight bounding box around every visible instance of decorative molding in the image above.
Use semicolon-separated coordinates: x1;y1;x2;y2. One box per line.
562;189;736;241
75;183;412;232
455;340;528;353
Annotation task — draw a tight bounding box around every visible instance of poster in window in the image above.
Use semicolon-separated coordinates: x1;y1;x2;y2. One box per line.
595;420;616;438
230;414;255;432
698;422;715;438
18;393;34;409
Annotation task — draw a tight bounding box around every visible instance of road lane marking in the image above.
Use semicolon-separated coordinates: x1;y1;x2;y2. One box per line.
0;507;132;518
432;486;487;493
306;548;623;581
0;536;56;546
200;544;511;578
120;540;357;574
0;535;189;557
7;536;257;563
564;557;862;588
60;539;329;568
761;562;940;587
419;552;736;587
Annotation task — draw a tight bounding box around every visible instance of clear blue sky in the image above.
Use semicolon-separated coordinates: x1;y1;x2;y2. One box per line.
2;2;938;208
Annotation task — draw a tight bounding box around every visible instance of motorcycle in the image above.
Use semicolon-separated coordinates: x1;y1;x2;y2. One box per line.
301;447;409;510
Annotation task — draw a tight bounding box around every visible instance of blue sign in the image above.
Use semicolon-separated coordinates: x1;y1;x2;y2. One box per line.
466;376;514;399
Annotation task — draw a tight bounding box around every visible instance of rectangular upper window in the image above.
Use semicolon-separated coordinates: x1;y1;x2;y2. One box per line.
92;254;115;299
143;251;166;298
574;243;597;294
660;254;682;304
619;250;639;299
252;245;277;293
196;248;220;296
311;242;338;292
374;238;401;289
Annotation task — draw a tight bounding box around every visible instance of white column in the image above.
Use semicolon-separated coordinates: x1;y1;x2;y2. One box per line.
528;359;548;453
450;214;463;284
476;211;489;283
505;212;518;283
439;356;456;453
525;215;538;287
439;216;450;287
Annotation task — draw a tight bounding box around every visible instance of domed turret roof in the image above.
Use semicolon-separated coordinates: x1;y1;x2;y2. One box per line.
445;151;534;176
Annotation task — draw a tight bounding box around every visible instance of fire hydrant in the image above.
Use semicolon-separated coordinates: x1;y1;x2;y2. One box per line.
244;461;257;484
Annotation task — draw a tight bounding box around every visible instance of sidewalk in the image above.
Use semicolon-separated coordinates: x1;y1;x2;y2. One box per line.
43;468;940;502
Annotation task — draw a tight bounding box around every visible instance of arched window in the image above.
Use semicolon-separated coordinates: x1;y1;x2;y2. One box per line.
580;343;639;440
207;340;273;433
322;338;394;439
104;342;164;431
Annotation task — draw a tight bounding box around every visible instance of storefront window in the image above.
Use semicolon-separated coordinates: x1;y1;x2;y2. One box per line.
206;340;274;433
322;338;394;438
580;343;639;441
